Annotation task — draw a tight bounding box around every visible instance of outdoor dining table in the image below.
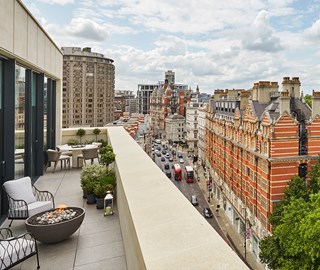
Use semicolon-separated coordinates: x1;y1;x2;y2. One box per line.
57;144;98;168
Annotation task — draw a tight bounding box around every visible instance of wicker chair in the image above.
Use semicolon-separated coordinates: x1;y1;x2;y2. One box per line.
0;228;40;270
2;176;55;227
45;149;71;173
77;147;99;167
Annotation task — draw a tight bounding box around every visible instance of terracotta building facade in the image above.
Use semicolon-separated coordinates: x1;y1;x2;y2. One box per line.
205;77;320;258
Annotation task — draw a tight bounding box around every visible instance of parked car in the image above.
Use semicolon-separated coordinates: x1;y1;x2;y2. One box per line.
166;171;172;178
191;195;198;206
203;208;213;218
177;153;183;158
156;152;161;157
161;157;165;162
168;157;173;162
164;163;170;170
165;153;170;158
179;158;184;163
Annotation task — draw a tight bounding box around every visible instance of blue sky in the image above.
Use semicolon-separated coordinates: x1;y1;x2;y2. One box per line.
22;0;320;95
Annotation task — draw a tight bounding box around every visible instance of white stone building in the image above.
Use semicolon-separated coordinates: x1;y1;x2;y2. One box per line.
165;113;185;143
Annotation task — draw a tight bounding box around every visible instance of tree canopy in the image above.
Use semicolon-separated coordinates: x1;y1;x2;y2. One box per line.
304;94;312;108
259;158;320;269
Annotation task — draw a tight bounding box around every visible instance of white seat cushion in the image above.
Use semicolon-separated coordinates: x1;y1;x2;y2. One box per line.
0;238;35;269
3;177;36;204
27;201;54;217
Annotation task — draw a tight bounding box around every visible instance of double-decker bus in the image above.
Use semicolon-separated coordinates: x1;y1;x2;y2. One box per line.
173;164;182;181
185;165;194;183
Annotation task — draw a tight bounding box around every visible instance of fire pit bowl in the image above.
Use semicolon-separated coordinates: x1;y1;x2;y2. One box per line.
25;207;85;244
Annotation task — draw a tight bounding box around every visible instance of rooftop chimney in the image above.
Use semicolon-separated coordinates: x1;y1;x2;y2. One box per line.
312;90;320;118
279;91;290;115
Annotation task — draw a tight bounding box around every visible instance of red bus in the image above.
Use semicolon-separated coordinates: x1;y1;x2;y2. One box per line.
173;164;182;181
185;166;194;183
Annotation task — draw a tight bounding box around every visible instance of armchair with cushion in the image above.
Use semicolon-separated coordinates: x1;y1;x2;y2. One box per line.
0;228;40;270
2;177;55;227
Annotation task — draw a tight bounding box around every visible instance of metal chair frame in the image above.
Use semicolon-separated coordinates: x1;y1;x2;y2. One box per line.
0;228;40;270
2;179;55;227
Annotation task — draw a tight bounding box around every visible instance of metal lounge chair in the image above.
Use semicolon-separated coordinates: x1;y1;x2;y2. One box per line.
0;228;40;270
2;176;55;227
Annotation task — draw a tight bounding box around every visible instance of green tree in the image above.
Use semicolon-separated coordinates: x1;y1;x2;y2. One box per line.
260;161;320;269
76;128;86;144
269;176;309;229
304;94;312;107
99;146;116;168
93;128;101;141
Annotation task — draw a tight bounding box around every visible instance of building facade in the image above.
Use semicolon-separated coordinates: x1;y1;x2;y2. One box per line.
0;0;63;217
137;84;158;115
205;77;320;259
114;90;137;120
198;103;207;166
61;47;115;128
165;114;186;143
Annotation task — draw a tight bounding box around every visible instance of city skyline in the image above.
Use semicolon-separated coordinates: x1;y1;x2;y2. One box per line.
22;0;320;94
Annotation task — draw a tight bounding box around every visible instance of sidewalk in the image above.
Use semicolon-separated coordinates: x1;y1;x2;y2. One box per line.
188;156;265;270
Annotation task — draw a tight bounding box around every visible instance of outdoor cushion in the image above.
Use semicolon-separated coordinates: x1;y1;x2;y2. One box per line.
3;177;36;204
28;201;54;217
0;238;35;269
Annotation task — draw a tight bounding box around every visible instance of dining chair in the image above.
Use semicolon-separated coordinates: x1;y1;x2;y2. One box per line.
77;147;99;167
45;149;71;173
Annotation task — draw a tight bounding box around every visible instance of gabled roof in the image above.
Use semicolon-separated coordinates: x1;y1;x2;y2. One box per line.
251;100;268;118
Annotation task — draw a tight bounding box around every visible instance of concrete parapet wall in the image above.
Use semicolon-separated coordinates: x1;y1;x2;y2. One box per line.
107;127;249;270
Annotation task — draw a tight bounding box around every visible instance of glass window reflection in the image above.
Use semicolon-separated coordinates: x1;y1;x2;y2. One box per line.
14;65;25;178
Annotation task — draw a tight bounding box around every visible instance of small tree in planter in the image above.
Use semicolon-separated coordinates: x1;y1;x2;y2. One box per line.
100;146;116;168
93;128;101;142
76;128;86;145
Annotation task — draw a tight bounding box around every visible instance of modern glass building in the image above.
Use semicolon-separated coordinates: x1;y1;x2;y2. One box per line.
0;0;63;217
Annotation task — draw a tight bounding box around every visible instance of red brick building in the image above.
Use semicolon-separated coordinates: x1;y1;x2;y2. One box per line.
150;83;191;139
205;77;320;257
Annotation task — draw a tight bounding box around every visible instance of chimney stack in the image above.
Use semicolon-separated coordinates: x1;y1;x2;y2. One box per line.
279;91;290;115
312;90;320;118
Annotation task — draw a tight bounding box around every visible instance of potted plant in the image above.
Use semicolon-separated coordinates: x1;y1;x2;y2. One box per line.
93;128;101;141
80;164;107;204
82;180;96;204
100;146;116;168
76;128;86;145
94;181;107;209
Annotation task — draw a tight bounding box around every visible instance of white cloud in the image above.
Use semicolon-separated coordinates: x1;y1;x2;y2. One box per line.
40;0;74;5
241;10;283;52
20;0;320;94
304;19;320;42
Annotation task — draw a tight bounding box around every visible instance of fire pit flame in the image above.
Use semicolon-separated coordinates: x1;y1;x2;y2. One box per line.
36;205;78;225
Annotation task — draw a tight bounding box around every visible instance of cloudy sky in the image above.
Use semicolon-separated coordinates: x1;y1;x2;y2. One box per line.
22;0;320;95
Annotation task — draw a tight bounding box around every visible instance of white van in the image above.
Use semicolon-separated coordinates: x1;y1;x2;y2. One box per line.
191;195;198;206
